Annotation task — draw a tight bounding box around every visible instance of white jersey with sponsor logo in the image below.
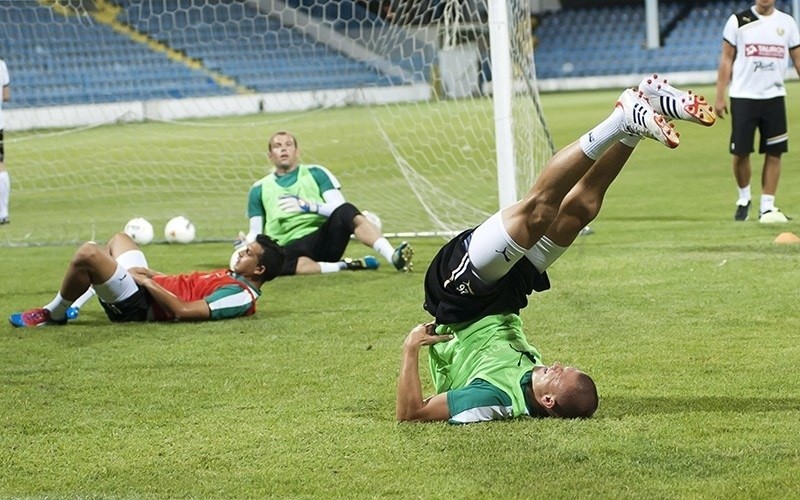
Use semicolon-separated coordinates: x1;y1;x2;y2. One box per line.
723;6;800;99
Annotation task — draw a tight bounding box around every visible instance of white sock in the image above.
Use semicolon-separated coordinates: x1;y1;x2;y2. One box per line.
44;293;72;321
0;171;9;219
525;235;568;273
319;262;343;274
578;108;627;160
760;194;776;214
619;135;642;148
372;237;395;263
737;186;751;205
71;288;97;310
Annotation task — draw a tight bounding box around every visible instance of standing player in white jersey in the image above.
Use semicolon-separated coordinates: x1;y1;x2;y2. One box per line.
715;0;800;223
0;58;10;225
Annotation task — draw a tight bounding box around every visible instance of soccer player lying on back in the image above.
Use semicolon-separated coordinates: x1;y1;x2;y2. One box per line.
9;231;284;327
397;76;715;423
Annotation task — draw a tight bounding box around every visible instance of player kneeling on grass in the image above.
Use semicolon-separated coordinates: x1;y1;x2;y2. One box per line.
9;232;284;327
397;77;715;423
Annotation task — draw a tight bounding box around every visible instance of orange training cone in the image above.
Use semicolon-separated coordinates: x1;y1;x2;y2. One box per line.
773;232;800;244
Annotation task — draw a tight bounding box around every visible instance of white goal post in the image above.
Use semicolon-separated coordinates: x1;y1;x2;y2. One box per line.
1;0;553;246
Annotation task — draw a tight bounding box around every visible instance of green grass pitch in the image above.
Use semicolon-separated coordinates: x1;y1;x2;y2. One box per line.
2;82;800;497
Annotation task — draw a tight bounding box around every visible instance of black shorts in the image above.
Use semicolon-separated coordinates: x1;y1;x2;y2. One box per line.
423;229;550;325
279;203;361;275
729;96;788;155
99;287;152;322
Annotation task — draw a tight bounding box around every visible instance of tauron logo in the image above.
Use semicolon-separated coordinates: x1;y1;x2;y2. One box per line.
744;43;785;58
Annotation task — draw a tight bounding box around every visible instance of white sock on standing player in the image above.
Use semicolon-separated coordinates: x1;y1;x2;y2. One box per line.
0;170;10;219
737;185;751;205
761;194;776;214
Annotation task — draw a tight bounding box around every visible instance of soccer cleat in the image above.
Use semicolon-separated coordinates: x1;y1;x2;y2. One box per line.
734;201;751;221
342;256;380;270
8;308;67;328
66;307;81;320
638;74;716;127
616;89;680;149
0;217;8;225
392;241;414;272
759;209;790;224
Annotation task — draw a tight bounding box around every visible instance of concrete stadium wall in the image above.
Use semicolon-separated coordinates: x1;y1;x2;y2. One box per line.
4;84;431;132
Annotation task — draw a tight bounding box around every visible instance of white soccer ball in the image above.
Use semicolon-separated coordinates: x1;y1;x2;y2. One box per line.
164;216;196;244
362;210;382;232
123;217;154;245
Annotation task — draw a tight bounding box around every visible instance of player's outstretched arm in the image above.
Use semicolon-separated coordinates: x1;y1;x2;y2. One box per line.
130;269;211;321
396;323;453;422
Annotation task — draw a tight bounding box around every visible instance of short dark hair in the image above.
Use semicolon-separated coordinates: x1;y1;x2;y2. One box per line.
554;372;599;419
254;234;285;282
268;131;297;152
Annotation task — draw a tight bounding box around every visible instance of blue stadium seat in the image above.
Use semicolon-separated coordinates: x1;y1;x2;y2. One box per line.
534;1;789;79
1;0;431;107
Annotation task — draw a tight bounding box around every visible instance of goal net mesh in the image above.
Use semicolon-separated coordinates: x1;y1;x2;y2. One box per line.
1;0;553;246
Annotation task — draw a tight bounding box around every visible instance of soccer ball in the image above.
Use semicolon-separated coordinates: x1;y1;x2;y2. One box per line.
123;217;154;245
164;216;196;244
362;210;382;232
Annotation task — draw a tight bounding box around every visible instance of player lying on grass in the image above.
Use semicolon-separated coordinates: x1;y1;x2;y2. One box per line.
241;131;413;275
397;75;716;423
9;232;284;327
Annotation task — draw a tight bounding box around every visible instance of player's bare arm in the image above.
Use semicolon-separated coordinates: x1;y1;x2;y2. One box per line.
127;267;165;279
714;41;735;118
790;46;800;76
131;272;212;321
396;323;453;422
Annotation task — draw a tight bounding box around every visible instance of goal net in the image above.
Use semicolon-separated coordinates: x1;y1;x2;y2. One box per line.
2;0;553;246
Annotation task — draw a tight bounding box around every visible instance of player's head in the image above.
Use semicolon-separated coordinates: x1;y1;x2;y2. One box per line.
235;235;284;284
268;131;300;171
530;362;598;419
755;0;775;12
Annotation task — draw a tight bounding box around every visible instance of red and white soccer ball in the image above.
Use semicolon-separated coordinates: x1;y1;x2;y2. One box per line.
164;216;196;244
124;217;154;246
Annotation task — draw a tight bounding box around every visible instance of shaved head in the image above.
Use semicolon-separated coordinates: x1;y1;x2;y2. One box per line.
553;371;598;418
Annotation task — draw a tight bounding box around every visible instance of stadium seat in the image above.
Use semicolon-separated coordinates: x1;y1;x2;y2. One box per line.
533;0;789;79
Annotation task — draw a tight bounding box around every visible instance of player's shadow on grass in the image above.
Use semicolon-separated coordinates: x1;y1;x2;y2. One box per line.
602;395;800;417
